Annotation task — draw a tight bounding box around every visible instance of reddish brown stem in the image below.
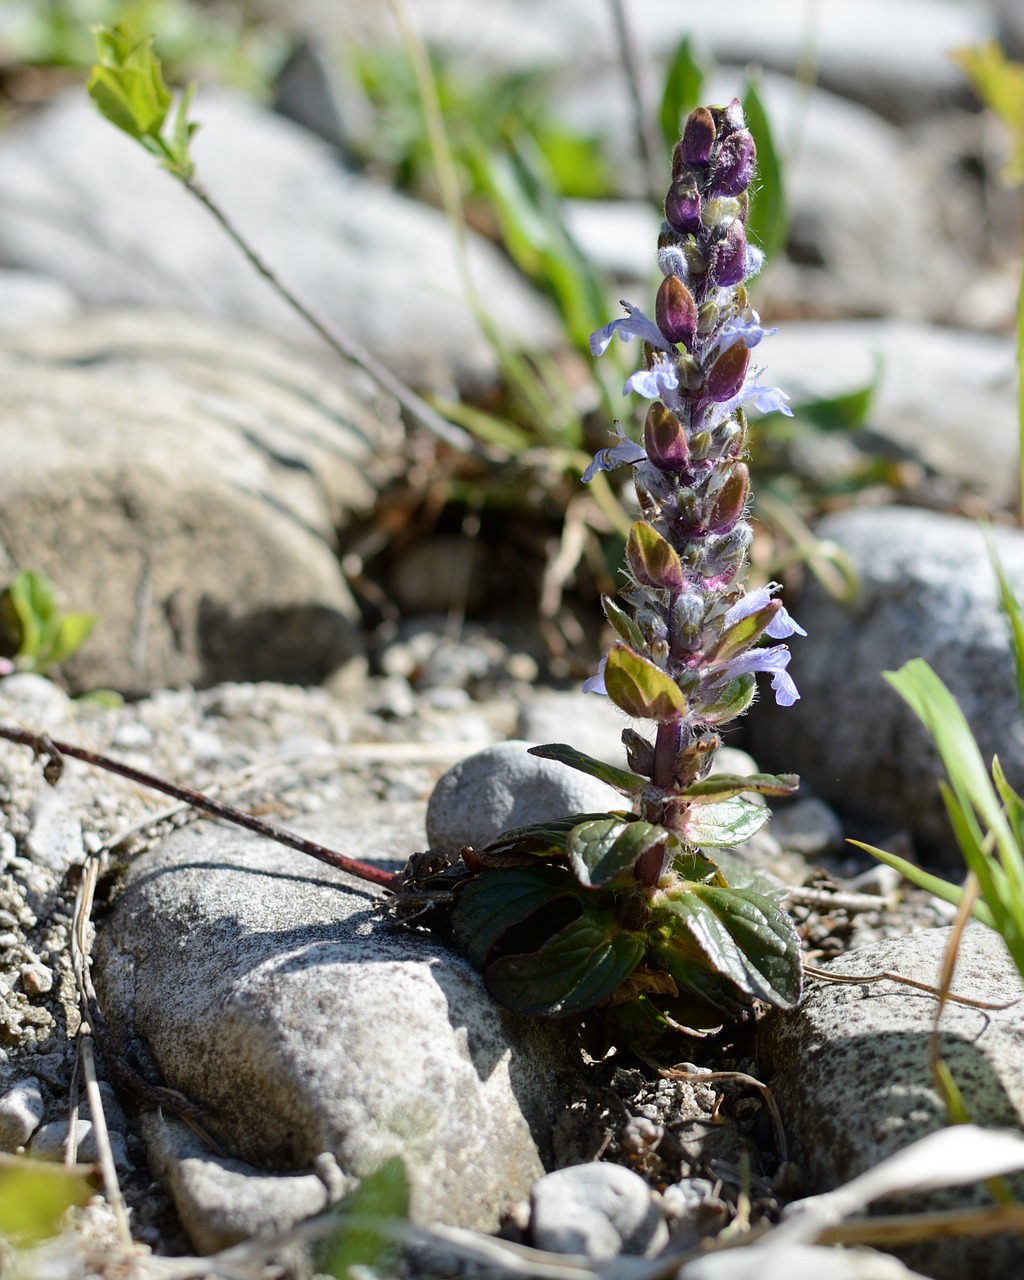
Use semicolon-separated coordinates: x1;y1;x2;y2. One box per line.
0;725;400;891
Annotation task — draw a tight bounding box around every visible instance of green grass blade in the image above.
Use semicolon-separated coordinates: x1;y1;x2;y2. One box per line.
659;36;705;149
985;530;1024;715
849;839;996;929
742;77;787;264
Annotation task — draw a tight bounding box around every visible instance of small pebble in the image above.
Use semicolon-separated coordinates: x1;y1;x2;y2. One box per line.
0;1077;45;1152
20;962;53;995
530;1162;668;1259
768;797;845;857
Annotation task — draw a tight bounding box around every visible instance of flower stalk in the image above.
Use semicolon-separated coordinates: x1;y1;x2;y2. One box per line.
416;101;808;1039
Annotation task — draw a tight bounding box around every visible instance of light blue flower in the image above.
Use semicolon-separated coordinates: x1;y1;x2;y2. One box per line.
582;424;647;483
590;301;674;357
718;312;777;351
717;368;792;419
624;354;681;404
724;584;806;639
583;655;608;695
720;644;800;706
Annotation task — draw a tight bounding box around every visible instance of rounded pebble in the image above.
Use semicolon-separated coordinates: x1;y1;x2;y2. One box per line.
0;1077;45;1151
426;740;625;854
530;1162;668;1259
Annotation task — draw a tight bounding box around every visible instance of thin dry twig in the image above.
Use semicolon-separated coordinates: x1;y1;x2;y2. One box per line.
80;1035;132;1251
802;963;1018;1011
657;1066;788;1166
0;725;400;890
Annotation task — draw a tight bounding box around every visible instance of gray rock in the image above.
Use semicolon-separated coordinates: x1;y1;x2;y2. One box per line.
768;798;845;858
764;322;1016;507
426;739;625;854
92;811;572;1247
0;270;78;335
0;92;560;394
29;1119;131;1170
530;1162;668;1259
761;925;1024;1280
142;1113;333;1255
259;0;989;124
0;1076;44;1151
678;1242;930;1280
516;691;632;768
0;674;72;731
25;792;85;875
0;308;390;694
749;507;1024;859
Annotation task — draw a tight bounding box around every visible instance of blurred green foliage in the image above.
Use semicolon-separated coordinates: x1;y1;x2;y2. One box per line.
4;0;274;90
0;1156;93;1245
0;570;96;675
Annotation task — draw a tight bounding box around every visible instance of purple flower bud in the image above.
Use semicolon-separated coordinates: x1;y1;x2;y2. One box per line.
713;98;746;136
681;106;716;165
706;342;750;402
665;170;701;235
711;220;748;287
644;402;689;471
712;130;756;197
655;275;697;349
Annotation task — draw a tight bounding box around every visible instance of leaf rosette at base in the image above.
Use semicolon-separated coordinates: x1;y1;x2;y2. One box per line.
448;811;803;1031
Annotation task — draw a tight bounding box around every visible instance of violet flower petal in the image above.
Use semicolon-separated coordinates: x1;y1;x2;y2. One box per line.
624;354;680;401
583;655;608;695
582;425;647;482
721;644;800;706
590;302;675;357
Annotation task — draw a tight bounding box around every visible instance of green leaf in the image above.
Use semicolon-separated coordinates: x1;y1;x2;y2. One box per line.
659;35;705;149
884;660;1024;975
567;817;670;888
952;42;1024;185
47;612;97;667
626;521;684;592
485;908;646;1017
705;606;787;666
681;796;768;847
321;1157;409;1280
604;644;687;722
87;25;172;141
527;743;646;794
796;360;880;432
986;531;1024;717
680;771;799;803
742;77;787;265
452;865;579;967
473;813;618;863
848;839;996;929
658;885;803;1007
700;673;756;724
0;1158;93;1244
602;596;647;651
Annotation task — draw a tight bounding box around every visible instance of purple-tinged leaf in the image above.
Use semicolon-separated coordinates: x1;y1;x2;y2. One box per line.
605;644;688;722
567;817;671;888
655;275;697;348
627;520;686;593
681;105;716;165
680;771;799;802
